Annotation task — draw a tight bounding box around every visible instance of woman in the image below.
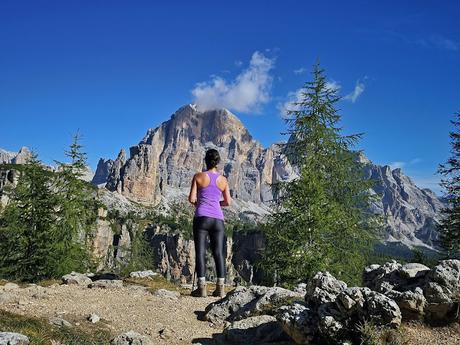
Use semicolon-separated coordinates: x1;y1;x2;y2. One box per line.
188;149;232;297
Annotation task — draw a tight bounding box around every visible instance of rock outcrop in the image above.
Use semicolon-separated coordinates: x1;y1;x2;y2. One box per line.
204;268;406;345
363;259;460;324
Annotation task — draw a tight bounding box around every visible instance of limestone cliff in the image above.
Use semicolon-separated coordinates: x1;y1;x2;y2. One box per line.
95;104;445;250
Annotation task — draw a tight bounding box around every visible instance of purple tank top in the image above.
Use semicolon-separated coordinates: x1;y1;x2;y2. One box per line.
195;171;224;220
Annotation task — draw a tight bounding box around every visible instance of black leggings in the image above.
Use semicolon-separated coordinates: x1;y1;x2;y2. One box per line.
193;216;226;279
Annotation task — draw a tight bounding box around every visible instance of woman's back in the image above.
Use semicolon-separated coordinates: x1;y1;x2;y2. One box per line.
195;171;224;220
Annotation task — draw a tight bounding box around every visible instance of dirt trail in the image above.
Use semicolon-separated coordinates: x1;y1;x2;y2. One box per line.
0;283;224;344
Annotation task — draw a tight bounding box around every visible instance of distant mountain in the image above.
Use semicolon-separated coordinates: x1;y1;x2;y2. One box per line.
0;147;32;164
93;104;445;250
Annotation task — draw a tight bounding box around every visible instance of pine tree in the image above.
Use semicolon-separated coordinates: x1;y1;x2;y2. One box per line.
260;62;381;287
437;112;460;258
54;132;99;273
0;152;60;281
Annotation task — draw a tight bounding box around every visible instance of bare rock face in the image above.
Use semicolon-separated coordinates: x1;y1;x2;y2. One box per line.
363;164;444;249
0;146;31;164
96;104;445;251
0;148;17;164
104;104;290;209
92;158;114;185
150;227;235;284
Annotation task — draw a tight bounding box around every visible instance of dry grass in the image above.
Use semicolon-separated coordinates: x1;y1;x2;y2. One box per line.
401;320;460;345
0;309;113;345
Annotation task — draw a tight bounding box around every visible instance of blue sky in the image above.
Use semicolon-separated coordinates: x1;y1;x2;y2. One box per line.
1;1;459;195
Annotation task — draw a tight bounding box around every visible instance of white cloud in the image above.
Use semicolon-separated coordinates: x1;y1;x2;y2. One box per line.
293;67;307;75
389;161;406;169
389;157;422;170
277;88;303;118
344;79;365;103
325;80;341;92
191;51;275;113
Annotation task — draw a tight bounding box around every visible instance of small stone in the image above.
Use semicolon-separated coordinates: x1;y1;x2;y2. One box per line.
62;272;92;286
129;270;158;279
110;331;152;345
49;316;72;328
88;313;101;323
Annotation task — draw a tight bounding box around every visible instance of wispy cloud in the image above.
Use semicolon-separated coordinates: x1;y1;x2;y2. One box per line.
293;67;307;75
389;157;422;170
344;79;365;103
385;30;459;52
416;34;458;51
191;51;275;113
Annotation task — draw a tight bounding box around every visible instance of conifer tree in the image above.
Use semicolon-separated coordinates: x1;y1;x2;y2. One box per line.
0;152;60;281
54;132;99;273
437;112;460;258
260;62;381;287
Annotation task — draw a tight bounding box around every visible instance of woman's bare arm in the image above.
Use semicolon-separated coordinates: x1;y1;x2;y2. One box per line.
188;174;198;206
219;180;232;207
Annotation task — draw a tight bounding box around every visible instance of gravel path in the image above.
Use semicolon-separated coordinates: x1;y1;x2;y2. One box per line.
0;283;224;344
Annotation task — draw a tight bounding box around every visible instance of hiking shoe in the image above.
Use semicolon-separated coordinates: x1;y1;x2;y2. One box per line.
212;283;225;298
191;284;207;297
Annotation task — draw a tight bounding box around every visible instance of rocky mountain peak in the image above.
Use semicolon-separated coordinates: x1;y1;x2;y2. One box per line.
91;104;445;250
0;147;32;164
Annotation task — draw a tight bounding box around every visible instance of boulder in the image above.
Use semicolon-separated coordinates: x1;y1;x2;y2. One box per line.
0;332;30;345
386;287;426;320
62;272;92;286
425;260;460;294
49;317;72;328
218;315;289;345
305;271;347;307
204;285;302;323
2;283;20;291
277;302;319;344
110;331;152;345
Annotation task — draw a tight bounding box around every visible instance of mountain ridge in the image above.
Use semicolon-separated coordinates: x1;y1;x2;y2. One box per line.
92;104;444;250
